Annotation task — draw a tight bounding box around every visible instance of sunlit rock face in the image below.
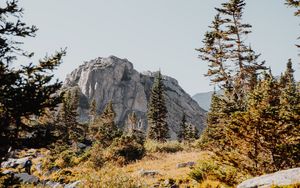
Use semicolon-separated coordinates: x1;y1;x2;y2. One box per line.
63;56;206;139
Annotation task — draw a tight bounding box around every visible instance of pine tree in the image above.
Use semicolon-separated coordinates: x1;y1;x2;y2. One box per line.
285;0;300;16
186;124;199;142
177;113;187;142
89;99;97;122
196;14;231;89
59;89;84;148
275;60;300;169
198;0;266;109
0;1;65;144
147;71;169;142
93;101;121;147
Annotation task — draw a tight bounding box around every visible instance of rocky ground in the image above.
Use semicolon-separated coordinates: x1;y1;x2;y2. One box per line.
1;147;300;187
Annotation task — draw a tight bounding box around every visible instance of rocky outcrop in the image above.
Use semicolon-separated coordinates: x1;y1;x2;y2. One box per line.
63;56;206;138
237;168;300;188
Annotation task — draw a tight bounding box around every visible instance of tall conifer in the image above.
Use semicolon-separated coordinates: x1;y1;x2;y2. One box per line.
147;71;169;142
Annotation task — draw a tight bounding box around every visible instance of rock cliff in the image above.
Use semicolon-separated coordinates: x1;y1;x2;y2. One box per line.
63;56;206;139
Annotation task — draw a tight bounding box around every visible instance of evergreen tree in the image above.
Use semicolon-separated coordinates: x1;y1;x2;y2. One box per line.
92;101;121;147
196;14;231;89
147;71;169;142
89;99;97;122
286;0;300;16
276;60;300;169
59;89;84;148
0;1;65;145
177;113;187;142
198;0;266;109
186;124;199;142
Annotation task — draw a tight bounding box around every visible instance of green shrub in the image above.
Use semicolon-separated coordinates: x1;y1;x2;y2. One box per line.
106;134;145;165
145;140;183;153
189;160;240;186
89;143;105;169
83;165;144;188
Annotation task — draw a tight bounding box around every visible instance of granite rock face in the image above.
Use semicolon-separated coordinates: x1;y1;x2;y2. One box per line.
237;168;300;188
63;56;206;139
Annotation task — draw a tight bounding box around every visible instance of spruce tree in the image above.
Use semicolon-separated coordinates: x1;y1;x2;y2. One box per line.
196;14;231;89
93;101;121;147
147;71;169;142
177;113;187;142
198;0;266;109
59;89;84;148
89;99;97;122
285;0;300;16
0;1;65;144
276;60;300;169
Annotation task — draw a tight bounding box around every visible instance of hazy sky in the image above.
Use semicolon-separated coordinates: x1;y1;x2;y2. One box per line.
17;1;300;95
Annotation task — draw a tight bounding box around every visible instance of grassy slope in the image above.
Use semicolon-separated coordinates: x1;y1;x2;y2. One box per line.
123;151;207;185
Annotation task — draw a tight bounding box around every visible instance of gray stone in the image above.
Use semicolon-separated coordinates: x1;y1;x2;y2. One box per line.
139;169;160;177
45;181;64;188
237;168;300;188
77;142;87;150
1;157;29;168
64;180;81;188
2;169;14;175
176;161;196;168
35;162;42;173
45;166;61;176
63;56;206;139
14;173;39;184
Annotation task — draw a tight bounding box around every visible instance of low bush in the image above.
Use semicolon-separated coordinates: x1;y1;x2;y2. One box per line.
144;140;183;153
189;159;242;186
106;134;145;165
82;165;144;188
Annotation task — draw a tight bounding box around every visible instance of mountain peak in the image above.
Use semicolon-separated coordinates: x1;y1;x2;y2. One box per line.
63;56;206;139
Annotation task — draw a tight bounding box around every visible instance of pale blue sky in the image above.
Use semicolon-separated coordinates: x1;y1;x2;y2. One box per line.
18;1;299;95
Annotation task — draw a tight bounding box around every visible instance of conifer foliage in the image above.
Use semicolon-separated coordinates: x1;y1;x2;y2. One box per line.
198;0;300;175
147;71;169;142
178;113;199;142
197;0;266;109
90;101;121;147
58;89;84;145
0;0;65;146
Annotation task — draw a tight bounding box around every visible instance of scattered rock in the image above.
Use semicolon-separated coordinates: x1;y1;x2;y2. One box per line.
25;149;37;157
176;161;196;168
65;180;81;188
139;169;160;177
14;173;39;184
45;166;61;176
237;168;300;188
35;162;42;173
1;157;29;168
45;181;64;188
2;169;14;175
77;142;87;150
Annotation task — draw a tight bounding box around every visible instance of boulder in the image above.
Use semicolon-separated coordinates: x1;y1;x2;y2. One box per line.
77;142;87;150
63;56;206;139
45;181;64;188
176;161;196;168
237;168;300;188
14;173;39;184
2;169;14;175
64;180;81;188
1;157;29;168
138;169;160;177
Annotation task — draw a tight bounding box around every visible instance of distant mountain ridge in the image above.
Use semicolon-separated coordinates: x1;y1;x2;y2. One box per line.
63;56;206;139
192;90;223;111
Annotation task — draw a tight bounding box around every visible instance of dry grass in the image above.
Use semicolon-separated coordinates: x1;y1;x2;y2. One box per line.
122;150;212;185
